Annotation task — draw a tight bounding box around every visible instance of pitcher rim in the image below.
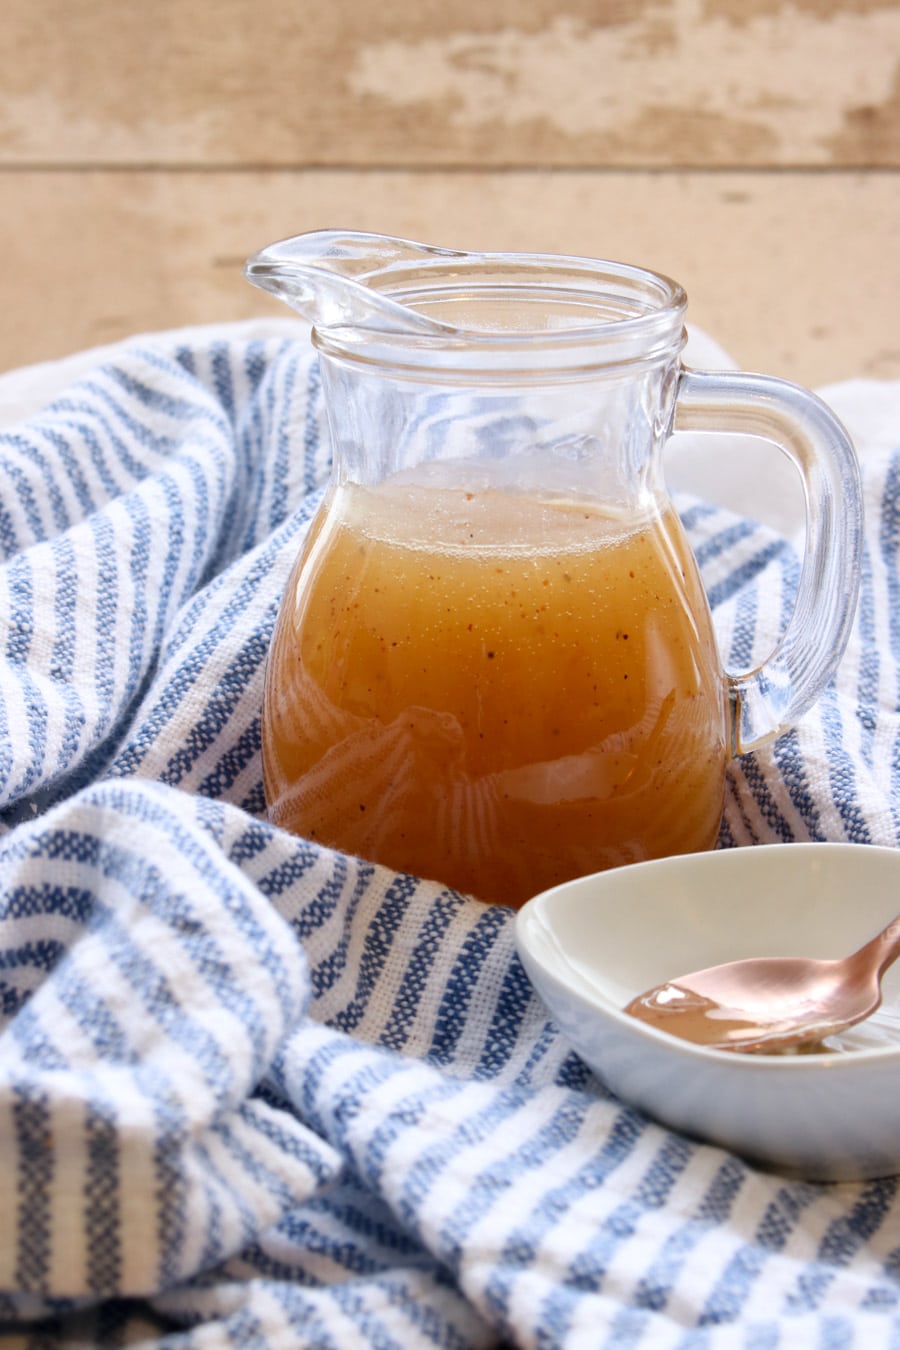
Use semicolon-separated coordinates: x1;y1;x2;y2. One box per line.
324;249;687;361
247;234;689;376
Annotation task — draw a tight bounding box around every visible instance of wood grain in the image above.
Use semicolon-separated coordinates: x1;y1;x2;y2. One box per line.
0;0;897;382
2;169;896;386
3;0;898;167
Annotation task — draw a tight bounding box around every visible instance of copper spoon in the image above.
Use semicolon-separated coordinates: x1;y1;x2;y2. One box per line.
624;914;900;1053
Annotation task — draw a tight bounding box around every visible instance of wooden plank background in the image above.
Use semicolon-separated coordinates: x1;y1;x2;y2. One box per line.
2;0;898;385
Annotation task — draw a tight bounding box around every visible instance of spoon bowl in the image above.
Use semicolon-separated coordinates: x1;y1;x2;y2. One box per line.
515;843;900;1179
623;913;900;1052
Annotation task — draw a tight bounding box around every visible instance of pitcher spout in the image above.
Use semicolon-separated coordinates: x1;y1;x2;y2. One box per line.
244;229;463;336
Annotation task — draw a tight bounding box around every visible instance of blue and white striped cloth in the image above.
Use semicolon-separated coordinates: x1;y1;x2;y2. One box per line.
0;320;899;1347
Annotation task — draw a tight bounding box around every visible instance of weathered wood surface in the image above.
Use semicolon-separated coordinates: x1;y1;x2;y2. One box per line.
4;0;899;167
3;169;897;387
0;0;897;381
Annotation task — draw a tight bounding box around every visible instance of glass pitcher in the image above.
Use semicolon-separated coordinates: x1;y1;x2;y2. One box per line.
245;231;862;908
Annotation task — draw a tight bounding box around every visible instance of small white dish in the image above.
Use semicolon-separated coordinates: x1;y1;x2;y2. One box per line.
515;843;900;1180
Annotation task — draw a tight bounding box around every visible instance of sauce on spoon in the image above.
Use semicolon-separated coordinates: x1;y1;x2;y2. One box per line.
624;980;830;1054
623;916;900;1054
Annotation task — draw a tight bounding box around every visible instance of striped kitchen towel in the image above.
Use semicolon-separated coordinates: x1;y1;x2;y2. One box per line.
0;321;898;1348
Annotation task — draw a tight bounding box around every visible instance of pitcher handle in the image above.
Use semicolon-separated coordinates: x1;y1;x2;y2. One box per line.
673;368;863;757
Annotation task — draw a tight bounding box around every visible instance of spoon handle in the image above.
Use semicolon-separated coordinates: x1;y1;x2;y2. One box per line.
850;913;900;980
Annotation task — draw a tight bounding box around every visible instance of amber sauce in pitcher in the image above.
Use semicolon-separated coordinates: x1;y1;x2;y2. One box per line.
263;468;727;907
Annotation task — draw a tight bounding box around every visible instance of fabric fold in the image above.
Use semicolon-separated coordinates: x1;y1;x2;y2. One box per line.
0;780;344;1314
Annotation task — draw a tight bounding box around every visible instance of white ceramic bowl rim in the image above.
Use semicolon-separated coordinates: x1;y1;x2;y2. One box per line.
517;843;900;1071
